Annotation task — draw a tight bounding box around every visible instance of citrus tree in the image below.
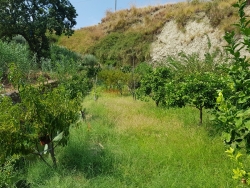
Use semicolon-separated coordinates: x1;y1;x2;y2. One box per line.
136;66;172;107
213;0;250;151
0;65;85;168
212;0;250;184
184;72;227;124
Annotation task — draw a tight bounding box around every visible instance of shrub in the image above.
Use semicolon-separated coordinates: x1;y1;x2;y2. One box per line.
0;41;35;81
88;32;151;67
0;155;27;188
98;69;130;94
80;54;100;78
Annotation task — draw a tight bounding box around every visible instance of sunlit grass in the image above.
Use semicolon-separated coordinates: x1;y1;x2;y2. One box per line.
26;92;238;187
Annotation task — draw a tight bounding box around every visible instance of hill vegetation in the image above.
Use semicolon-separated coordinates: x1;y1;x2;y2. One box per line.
58;0;239;66
2;0;250;187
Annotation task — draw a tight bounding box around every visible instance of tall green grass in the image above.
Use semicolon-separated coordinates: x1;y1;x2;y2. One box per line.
26;93;237;187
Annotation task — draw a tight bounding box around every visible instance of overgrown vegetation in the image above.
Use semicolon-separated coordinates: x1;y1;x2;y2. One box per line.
0;38;96;187
87;32;151;66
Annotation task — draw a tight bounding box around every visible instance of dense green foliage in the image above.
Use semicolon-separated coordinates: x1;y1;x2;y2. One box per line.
2;0;250;186
80;54;100;78
183;72;227;124
0;63;86;164
98;69;130;95
0;0;77;62
213;0;250;153
0;40;95;186
207;0;250;185
88;32;151;67
136;49;229;124
136;66;172;107
0;41;35;80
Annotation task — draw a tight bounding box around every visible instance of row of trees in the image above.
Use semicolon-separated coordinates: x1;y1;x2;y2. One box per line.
135;51;229;124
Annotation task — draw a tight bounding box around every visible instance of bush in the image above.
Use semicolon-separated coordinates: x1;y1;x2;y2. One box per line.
0;155;27;188
0;40;35;81
98;69;130;94
80;54;100;78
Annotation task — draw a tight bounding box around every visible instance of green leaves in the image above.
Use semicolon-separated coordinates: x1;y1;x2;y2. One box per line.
136;66;172;107
52;132;64;142
213;0;250;157
0;72;83;164
88;32;151;66
0;0;77;61
98;69;130;95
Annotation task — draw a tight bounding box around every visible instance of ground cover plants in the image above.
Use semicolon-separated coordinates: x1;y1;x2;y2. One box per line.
22;93;237;187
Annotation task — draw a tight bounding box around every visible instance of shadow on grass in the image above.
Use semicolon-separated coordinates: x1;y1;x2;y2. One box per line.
58;130;116;179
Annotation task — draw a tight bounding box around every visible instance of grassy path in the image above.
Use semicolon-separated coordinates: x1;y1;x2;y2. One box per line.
27;93;237;187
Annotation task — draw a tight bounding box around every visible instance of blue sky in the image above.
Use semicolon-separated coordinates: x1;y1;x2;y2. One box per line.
70;0;184;29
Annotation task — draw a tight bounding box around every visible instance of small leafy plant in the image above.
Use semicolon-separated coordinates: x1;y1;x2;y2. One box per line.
226;147;250;185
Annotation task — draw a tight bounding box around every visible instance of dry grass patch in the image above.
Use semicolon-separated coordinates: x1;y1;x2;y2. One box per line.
58;26;105;54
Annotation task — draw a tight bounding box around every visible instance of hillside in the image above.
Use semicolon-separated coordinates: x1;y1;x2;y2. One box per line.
58;0;249;66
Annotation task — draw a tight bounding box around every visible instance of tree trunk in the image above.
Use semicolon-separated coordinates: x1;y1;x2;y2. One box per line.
49;142;57;168
199;107;203;125
156;100;159;107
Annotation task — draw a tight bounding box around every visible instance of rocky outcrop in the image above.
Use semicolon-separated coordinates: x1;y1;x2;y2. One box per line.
151;17;225;63
151;8;250;63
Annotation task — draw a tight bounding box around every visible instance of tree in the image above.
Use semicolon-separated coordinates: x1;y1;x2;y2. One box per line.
0;64;87;168
136;66;172;107
0;0;77;63
183;72;227;125
98;69;129;95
